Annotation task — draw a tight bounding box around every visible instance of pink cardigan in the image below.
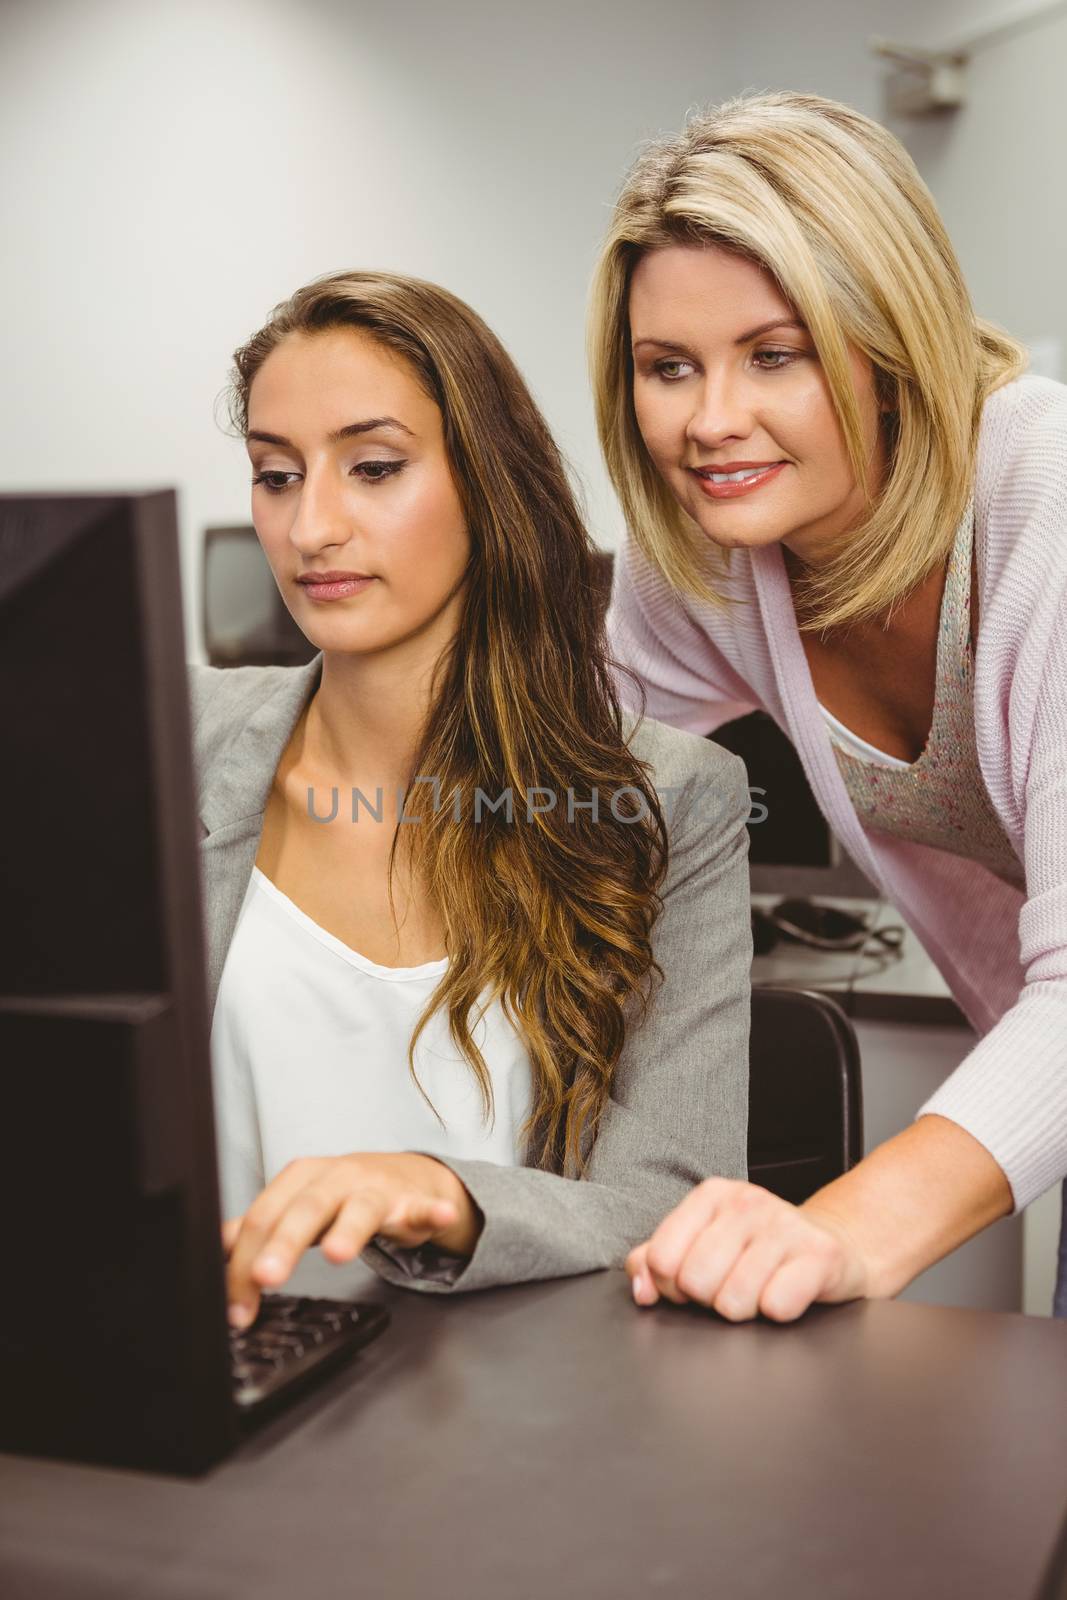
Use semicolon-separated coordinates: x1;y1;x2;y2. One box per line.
607;375;1067;1212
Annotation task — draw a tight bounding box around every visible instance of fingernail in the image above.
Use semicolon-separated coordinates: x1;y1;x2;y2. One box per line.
229;1302;254;1330
256;1252;284;1278
632;1273;647;1304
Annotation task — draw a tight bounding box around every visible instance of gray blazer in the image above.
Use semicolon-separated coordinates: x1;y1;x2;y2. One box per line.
190;655;752;1294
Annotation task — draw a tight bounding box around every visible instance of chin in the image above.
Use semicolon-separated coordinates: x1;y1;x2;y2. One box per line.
691;514;791;554
313;628;385;655
289;616;369;654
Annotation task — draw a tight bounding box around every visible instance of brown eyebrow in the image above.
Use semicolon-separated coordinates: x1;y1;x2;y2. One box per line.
632;318;808;354
246;416;415;447
734;318;808;343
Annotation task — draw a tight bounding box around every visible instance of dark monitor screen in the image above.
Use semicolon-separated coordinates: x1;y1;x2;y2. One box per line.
712;711;833;867
711;712;875;897
0;491;235;1472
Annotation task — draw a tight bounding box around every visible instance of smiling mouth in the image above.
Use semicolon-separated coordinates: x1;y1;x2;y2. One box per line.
692;462;785;483
690;461;788;500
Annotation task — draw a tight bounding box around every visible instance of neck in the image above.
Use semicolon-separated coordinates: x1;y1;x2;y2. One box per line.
303;629;456;792
782;541;948;646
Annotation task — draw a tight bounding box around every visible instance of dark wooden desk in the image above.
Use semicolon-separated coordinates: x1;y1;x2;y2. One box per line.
2;1270;1066;1600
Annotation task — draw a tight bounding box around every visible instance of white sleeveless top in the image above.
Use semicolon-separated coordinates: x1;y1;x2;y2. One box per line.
817;703;910;770
210;866;536;1220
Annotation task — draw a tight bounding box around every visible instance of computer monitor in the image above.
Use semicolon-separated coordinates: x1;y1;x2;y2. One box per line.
202;524;317;668
711;711;876;897
0;491;237;1472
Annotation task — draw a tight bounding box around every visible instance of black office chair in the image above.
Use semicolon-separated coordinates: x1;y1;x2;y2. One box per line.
747;987;863;1203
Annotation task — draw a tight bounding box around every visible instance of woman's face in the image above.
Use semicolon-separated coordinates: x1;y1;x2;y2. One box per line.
246;327;471;659
628;244;886;566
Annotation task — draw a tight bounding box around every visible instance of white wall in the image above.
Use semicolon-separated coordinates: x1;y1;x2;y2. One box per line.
0;0;740;659
904;7;1067;376
3;0;1063;659
722;0;1067;375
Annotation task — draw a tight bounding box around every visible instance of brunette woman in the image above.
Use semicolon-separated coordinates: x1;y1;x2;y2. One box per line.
193;269;752;1325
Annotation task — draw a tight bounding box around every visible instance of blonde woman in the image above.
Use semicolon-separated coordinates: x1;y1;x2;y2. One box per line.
590;92;1067;1320
194;269;752;1327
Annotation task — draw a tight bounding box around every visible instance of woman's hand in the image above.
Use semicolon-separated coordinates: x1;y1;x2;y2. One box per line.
222;1152;482;1328
626;1178;870;1322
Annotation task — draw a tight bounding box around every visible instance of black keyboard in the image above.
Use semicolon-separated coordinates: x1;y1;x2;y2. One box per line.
229;1293;390;1412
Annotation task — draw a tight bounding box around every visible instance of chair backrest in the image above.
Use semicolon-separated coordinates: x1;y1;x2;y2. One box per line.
748;987;863;1204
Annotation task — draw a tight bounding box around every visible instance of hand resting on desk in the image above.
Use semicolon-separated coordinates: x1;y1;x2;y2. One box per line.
627;1118;1015;1320
626;1177;868;1322
222;1153;484;1327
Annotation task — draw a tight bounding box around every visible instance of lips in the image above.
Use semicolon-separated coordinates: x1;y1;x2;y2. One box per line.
297;572;377;601
690;461;788;500
297;571;373;584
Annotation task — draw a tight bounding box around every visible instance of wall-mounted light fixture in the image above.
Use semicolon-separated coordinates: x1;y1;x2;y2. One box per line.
872;0;1067;117
870;39;967;116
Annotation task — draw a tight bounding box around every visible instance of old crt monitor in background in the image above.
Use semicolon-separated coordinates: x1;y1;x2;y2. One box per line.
203;524;316;668
0;492;385;1474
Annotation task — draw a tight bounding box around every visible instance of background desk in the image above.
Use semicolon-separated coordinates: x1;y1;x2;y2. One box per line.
2;1269;1066;1600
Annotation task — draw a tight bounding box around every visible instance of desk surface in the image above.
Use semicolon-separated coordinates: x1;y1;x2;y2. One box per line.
2;1270;1066;1600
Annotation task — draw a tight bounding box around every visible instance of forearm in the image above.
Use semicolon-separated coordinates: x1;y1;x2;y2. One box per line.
801;1113;1014;1299
366;1153;693;1295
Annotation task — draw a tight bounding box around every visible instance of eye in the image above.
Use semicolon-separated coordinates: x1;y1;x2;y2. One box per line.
353;459;407;483
751;348;802;371
251;470;300;494
652;357;696;381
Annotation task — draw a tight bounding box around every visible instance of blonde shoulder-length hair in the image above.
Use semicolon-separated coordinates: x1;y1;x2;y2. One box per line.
588;90;1028;633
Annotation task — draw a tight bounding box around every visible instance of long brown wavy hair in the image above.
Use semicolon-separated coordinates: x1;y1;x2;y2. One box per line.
229;270;668;1174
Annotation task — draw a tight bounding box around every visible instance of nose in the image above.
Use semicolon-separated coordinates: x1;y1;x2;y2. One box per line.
684;367;755;453
287;463;354;558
